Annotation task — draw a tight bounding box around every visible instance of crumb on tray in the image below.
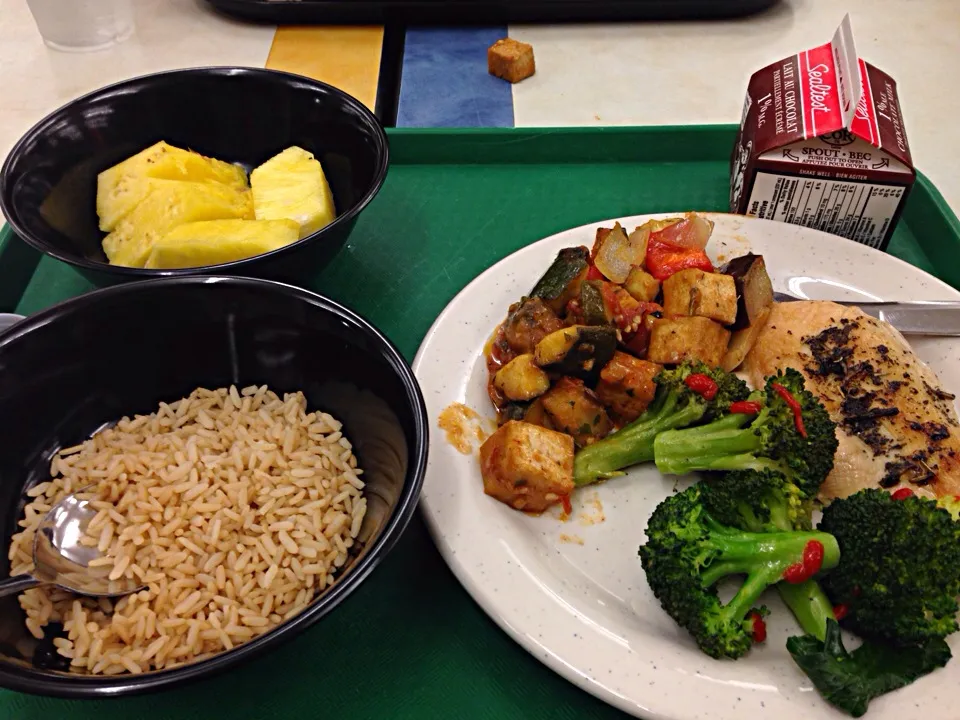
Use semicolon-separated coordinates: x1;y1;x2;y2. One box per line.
488;38;536;84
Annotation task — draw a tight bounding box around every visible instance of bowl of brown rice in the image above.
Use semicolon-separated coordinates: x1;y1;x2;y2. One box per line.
0;276;427;696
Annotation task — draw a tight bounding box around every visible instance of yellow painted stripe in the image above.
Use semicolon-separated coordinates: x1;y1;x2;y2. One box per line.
266;26;384;111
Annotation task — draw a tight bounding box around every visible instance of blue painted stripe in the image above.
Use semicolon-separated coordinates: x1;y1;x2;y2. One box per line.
397;27;515;128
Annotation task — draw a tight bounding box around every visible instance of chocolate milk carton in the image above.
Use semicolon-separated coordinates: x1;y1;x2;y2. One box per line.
730;15;913;250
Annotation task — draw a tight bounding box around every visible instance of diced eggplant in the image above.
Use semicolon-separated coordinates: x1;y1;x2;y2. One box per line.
494;354;551;401
720;253;775;331
593;223;648;284
530;247;590;312
503;297;565;354
647;316;731;368
534;325;617;383
623;267;660;303
500;402;529;423
579;281;610;325
721;305;772;372
540;377;613;447
595;352;660;423
662;268;738;325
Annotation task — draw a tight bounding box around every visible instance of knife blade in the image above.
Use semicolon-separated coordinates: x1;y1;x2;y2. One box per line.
772;292;960;336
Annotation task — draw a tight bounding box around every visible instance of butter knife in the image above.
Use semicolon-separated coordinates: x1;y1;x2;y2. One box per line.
773;292;960;336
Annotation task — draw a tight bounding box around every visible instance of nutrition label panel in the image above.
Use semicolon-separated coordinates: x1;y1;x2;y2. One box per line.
745;172;907;249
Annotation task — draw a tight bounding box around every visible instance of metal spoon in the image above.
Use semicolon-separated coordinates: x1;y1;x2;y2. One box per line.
0;488;145;599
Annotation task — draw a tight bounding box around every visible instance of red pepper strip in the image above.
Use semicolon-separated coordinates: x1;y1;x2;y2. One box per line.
891;487;914;501
748;611;767;643
586;264;605;282
560;495;573;516
782;540;825;584
729;400;762;415
644;237;715;281
684;373;718;401
833;604;849;621
771;383;807;438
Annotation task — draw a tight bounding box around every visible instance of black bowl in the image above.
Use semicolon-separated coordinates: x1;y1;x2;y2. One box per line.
0;67;388;285
0;277;427;697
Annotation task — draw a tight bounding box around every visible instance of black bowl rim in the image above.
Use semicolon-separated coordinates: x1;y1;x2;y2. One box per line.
0;66;389;277
0;276;428;697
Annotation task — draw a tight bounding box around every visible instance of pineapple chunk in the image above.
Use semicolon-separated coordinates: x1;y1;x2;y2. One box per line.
250;147;336;239
144;219;300;269
102;180;253;268
96;141;248;232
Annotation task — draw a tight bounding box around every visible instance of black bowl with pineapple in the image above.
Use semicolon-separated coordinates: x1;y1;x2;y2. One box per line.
0;67;388;284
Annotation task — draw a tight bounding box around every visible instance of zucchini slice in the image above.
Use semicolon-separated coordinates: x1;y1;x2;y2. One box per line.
579;281;609;326
534;325;617;383
494;354;551;401
530;247;590;312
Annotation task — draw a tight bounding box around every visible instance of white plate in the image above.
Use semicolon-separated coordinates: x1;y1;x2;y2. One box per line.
412;213;960;720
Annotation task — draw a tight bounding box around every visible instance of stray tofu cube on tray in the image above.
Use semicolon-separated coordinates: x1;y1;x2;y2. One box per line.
479;420;574;513
488;38;536;84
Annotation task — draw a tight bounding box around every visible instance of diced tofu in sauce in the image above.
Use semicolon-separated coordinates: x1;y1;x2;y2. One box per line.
595;352;660;423
540;377;613;447
479;421;575;512
647;316;731;368
662;268;738;325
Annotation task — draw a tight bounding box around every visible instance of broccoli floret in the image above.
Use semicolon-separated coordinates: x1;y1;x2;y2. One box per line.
638;485;840;659
701;468;811;533
787;619;952;718
573;361;749;486
701;469;838;640
819;488;960;647
653;368;838;497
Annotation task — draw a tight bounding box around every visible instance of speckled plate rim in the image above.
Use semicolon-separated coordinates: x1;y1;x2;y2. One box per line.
412;213;960;720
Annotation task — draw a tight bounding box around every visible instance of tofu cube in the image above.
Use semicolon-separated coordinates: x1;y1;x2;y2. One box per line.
623;267;660;303
596;352;660;423
540;377;613;447
488;38;536;84
662;269;738;325
479;421;574;512
647;316;731;368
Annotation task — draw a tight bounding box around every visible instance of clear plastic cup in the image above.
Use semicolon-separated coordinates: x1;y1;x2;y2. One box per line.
26;0;134;53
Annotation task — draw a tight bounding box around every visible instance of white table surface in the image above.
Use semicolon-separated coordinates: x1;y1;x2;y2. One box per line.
2;0;959;214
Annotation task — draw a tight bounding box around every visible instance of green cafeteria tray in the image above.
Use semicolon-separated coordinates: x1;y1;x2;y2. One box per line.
1;125;959;720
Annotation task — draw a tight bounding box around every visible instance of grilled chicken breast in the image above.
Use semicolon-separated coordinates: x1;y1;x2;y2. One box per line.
742;301;960;501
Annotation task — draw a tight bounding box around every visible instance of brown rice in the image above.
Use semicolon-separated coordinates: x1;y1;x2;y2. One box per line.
8;385;366;675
